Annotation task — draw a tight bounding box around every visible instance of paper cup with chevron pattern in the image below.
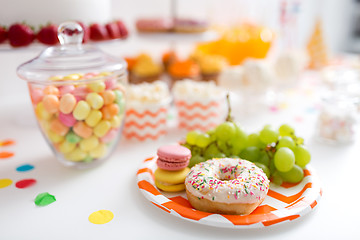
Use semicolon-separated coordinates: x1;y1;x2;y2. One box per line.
173;80;227;132
123;98;171;141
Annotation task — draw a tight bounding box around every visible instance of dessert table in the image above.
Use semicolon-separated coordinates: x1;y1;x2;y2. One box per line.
1;72;360;239
0;34;360;238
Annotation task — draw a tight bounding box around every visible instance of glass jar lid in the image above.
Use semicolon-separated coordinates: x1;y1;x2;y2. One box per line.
17;22;127;85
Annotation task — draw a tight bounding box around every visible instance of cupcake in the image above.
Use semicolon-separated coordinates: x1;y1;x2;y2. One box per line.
131;54;163;84
172;79;226;132
124;81;171;141
162;50;179;72
198;55;228;83
168;59;200;83
124;56;137;83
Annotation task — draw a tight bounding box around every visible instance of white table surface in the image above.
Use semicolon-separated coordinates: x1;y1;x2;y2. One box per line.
1;69;360;240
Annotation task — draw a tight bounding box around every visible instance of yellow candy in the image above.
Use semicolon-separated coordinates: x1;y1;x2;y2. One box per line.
88;81;106;92
73;100;91;120
35;102;52;120
110;115;122;128
98;72;112;77
49;75;63;81
79;135;99;152
63;73;83;81
47;130;65;143
59;141;76;154
89;143;107;158
65;148;87;162
85;110;103;127
94;120;111;137
86;92;104;110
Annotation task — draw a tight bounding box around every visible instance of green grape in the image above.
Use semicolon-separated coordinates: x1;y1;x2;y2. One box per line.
189;155;205;168
276;136;295;150
258;151;270;167
259;127;279;145
214;152;227;158
217;140;232;157
195;133;211;148
186;130;201;145
271;171;283;185
181;142;191;150
278;164;304;183
204;143;221;159
229;155;240;159
294;145;311;168
254;162;270;178
247;133;261;147
206;128;217;142
190;146;202;156
239;146;260;162
215;122;236;142
279;124;294;137
228;122;248;155
269;159;276;175
274;147;295;172
295;137;304;145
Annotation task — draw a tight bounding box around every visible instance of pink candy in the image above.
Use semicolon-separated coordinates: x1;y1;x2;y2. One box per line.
30;88;44;104
100;128;118;143
105;78;117;90
59;85;75;96
58;112;77;127
73;86;89;101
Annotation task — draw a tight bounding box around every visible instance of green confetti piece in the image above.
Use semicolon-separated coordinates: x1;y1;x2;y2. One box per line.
34;192;56;206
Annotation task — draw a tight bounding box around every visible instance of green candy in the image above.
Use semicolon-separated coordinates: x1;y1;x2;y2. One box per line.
34;192;56;206
65;131;82;143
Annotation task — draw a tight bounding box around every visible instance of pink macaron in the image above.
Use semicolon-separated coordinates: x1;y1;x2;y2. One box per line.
156;145;191;171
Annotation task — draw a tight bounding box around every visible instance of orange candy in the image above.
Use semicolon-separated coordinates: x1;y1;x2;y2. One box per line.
101;104;119;120
43;86;59;96
50;118;69;136
59;93;77;114
100;90;116;105
73;121;93;139
42;94;59;114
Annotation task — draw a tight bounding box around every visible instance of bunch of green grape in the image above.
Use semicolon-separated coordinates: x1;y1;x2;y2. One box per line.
182;123;311;185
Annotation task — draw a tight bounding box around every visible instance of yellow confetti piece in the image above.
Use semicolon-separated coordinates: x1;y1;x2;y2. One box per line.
88;210;114;224
0;178;13;188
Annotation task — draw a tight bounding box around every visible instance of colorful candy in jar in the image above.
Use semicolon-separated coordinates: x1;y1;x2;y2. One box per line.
29;72;126;164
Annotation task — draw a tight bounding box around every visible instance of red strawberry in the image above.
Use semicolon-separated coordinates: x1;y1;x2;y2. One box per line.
89;23;109;41
0;26;8;43
8;23;35;47
37;24;58;45
116;20;128;39
105;22;121;39
77;21;89;43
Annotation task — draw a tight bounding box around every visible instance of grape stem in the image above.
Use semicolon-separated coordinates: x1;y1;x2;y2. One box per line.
225;93;234;122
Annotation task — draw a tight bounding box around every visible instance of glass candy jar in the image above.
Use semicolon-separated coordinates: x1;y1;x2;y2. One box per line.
17;22;127;169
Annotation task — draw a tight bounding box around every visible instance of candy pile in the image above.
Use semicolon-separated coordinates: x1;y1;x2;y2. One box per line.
29;72;126;165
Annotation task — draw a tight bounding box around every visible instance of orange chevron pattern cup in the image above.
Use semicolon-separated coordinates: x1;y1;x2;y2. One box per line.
174;96;227;132
123;98;171;141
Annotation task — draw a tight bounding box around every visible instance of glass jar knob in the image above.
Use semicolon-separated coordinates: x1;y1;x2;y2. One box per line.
57;22;84;47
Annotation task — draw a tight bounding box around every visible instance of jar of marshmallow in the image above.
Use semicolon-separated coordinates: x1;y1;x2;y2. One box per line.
315;91;359;144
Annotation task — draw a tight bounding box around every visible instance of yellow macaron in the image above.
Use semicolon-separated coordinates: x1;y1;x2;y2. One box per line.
154;167;190;192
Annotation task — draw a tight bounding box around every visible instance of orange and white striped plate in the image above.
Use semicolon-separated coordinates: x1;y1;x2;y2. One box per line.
137;156;322;228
